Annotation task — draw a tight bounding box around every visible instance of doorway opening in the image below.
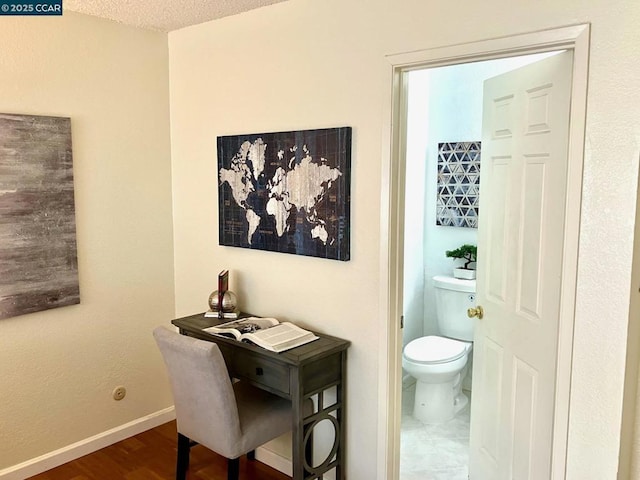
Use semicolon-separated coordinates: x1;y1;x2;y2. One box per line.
400;51;561;479
378;24;589;480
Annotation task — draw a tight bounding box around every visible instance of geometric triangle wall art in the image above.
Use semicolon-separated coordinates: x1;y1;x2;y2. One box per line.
436;141;481;228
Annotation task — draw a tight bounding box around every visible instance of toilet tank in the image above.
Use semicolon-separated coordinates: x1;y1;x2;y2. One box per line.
433;275;476;342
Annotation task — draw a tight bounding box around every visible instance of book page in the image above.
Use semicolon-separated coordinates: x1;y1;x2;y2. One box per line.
207;317;278;334
204;325;241;340
229;317;278;331
245;322;319;352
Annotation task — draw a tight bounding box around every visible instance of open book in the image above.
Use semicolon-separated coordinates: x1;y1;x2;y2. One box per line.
204;317;319;353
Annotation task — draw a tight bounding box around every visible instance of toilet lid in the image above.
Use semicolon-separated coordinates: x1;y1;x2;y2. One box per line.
404;336;469;364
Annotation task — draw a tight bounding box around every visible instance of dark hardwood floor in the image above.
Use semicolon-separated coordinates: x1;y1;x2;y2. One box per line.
29;421;290;480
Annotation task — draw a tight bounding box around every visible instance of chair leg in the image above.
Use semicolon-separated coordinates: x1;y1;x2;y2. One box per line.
176;433;191;480
227;457;240;480
247;450;256;460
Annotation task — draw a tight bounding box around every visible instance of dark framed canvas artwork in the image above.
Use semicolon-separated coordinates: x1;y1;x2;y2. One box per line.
218;127;351;261
436;141;481;228
0;113;79;319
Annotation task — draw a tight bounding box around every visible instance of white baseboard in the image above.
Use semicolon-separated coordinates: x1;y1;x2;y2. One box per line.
255;446;292;476
0;406;176;480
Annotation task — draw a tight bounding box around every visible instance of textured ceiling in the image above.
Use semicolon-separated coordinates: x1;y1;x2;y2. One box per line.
64;0;289;32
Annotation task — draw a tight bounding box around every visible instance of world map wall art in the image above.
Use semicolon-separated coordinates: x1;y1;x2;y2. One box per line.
218;127;351;261
0;113;80;320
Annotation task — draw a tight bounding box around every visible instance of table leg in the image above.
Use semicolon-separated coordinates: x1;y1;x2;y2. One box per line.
291;373;305;480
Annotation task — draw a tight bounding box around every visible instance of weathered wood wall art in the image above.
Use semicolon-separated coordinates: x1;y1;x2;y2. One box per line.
0;113;79;319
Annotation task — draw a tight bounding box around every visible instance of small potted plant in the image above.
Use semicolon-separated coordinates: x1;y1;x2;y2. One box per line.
445;244;477;280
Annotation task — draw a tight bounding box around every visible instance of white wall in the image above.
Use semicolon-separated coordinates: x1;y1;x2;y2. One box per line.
402;70;427;348
408;65;480;339
0;12;175;473
168;0;640;478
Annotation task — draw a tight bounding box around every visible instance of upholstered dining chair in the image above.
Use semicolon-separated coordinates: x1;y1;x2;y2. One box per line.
153;326;302;480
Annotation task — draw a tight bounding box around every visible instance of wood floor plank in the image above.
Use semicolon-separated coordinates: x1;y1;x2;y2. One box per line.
124;467;166;480
28;421;290;480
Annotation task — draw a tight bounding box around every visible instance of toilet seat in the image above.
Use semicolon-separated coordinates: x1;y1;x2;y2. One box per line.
404;335;469;364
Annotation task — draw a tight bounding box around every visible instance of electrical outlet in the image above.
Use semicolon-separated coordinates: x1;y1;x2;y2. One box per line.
112;386;126;401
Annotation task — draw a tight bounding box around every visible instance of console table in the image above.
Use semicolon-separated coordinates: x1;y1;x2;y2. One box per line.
172;312;350;480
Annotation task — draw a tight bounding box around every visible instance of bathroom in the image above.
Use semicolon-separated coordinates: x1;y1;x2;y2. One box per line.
399;52;557;479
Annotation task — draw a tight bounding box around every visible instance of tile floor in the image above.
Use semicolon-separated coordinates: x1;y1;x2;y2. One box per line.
400;383;470;480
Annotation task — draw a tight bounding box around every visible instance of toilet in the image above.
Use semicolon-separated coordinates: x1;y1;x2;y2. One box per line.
402;275;477;424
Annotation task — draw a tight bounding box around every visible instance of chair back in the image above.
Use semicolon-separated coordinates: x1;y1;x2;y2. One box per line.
153;326;243;457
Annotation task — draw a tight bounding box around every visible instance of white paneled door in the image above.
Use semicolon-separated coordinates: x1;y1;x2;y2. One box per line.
468;50;573;480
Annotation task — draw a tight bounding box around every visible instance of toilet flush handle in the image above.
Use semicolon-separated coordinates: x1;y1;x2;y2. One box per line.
467;305;484;320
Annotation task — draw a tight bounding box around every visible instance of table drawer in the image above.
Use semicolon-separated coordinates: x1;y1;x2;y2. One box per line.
233;351;290;395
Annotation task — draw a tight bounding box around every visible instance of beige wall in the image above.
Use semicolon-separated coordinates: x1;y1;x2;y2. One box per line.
0;12;175;471
1;0;639;478
169;0;640;478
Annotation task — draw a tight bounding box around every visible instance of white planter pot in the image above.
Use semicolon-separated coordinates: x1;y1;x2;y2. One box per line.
453;268;476;280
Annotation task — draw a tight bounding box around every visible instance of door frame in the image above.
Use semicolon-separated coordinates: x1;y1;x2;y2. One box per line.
377;24;590;480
